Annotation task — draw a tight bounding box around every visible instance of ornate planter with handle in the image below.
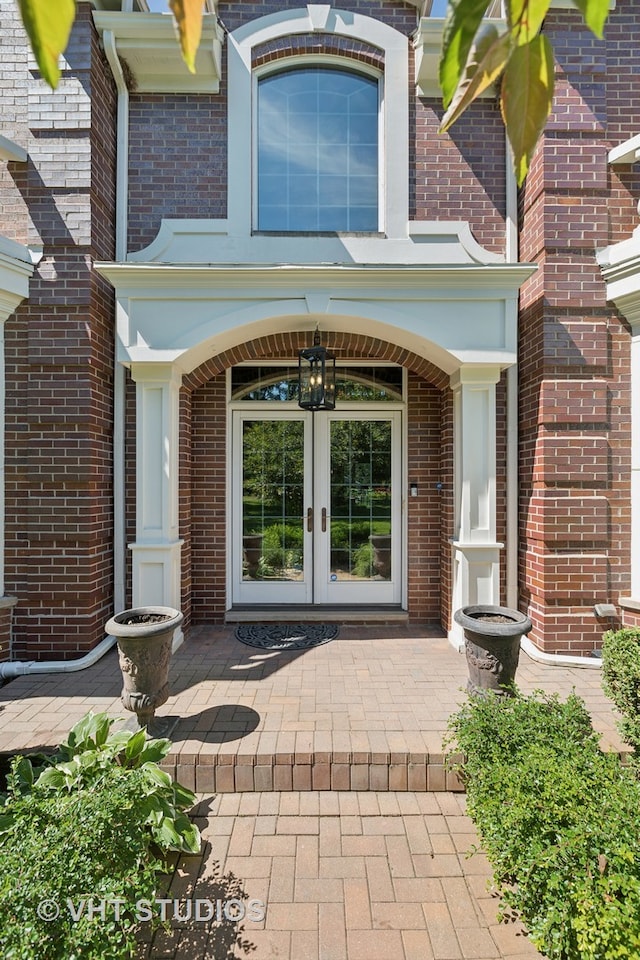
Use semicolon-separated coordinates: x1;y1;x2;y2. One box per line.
105;606;183;733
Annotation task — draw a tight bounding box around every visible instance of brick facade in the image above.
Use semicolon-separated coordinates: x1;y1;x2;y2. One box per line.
1;4;117;659
0;0;639;659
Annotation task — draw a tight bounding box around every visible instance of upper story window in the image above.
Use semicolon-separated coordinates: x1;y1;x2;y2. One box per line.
257;67;379;233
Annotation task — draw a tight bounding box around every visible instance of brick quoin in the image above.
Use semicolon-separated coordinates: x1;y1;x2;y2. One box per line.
2;7;117;659
519;2;635;654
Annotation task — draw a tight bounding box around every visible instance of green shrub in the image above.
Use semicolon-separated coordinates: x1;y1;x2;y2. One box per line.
352;541;373;577
0;712;200;960
602;627;640;760
260;523;303;573
446;691;640;960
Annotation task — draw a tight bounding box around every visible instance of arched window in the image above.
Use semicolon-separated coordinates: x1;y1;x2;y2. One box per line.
257;67;379;232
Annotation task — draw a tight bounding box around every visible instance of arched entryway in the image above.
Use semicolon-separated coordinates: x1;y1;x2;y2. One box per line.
180;332;450;627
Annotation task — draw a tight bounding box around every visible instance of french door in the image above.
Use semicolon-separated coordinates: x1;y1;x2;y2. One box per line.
232;409;402;605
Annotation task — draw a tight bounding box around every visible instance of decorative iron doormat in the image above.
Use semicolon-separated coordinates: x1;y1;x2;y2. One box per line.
235;623;339;650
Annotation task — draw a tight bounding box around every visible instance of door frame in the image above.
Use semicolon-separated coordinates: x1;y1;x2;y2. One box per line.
227;385;406;610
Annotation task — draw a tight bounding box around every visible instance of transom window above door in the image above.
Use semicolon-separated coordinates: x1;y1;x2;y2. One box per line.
257;67;379;232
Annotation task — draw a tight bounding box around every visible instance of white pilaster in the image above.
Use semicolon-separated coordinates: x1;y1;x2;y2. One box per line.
449;365;504;648
128;363;184;622
0;237;33;602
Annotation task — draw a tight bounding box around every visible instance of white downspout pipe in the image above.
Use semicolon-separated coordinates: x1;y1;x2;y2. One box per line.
1;32;129;679
505;131;519;613
103;29;128;617
0;635;117;680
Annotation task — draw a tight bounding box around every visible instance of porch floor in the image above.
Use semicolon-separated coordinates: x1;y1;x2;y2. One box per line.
0;625;626;960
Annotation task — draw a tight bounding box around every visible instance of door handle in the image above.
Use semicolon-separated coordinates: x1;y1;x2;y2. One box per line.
321;507;327;533
307;507;313;533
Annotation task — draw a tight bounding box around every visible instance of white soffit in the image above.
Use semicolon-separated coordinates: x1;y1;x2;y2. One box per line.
415;0;616;98
0;134;27;163
0;235;34;320
92;12;225;93
609;134;640;166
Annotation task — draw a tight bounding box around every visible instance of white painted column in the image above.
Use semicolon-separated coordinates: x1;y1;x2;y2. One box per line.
128;363;184;628
449;365;504;648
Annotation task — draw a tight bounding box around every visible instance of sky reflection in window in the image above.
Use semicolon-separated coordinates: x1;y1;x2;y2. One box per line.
258;68;379;232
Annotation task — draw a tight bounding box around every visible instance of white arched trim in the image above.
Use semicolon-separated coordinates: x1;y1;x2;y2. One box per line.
228;5;409;239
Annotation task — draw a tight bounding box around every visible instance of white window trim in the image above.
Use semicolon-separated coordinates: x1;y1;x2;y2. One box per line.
228;6;409;239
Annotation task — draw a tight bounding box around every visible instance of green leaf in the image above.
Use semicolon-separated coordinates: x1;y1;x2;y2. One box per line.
439;0;492;109
11;756;34;791
500;34;554;185
141;762;173;789
172;781;197;810
0;813;15;835
138;738;172;765
506;0;551;44
124;728;147;763
17;0;76;89
35;767;68;790
94;713;112;748
169;0;203;74
439;24;512;133
569;0;611;39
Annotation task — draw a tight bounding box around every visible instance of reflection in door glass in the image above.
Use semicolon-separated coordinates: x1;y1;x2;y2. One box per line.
330;420;392;581
242;421;304;581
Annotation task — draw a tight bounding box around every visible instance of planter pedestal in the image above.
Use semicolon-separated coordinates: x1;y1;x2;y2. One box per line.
105;606;183;736
454;604;533;697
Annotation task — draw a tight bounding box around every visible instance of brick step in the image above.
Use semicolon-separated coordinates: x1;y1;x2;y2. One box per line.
161;750;465;794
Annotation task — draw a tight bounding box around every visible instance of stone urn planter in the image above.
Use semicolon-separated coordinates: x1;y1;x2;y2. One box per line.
454;604;533;697
105;606;183;734
369;534;391;579
243;534;264;579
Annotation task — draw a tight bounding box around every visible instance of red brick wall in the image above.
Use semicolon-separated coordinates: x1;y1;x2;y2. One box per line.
127;0;506;257
518;2;634;654
3;8;117;660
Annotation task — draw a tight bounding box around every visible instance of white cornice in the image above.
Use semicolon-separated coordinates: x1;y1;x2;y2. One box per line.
414;17;504;97
608;134;640;166
0;236;34;322
123;218;507;266
597;230;640;327
0;134;27;163
92;12;225;93
96;260;535;293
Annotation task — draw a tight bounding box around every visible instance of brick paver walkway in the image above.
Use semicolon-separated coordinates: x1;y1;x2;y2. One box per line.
0;625;623;959
140;791;540;960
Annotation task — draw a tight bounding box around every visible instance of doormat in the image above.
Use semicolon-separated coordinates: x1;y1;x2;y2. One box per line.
235;623;339;650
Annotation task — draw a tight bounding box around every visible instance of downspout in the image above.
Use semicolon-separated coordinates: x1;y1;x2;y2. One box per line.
1;32;129;679
504;134;600;669
103;29;128;618
505;131;519;614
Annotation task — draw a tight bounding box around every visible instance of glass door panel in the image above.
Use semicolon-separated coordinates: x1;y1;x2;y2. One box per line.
329;420;392;581
233;412;311;604
314;412;401;605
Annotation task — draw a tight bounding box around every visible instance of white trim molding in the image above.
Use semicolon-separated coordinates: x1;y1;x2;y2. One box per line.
228;6;410;239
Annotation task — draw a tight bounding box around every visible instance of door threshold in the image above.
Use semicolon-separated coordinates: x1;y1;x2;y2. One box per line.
226;605;409;624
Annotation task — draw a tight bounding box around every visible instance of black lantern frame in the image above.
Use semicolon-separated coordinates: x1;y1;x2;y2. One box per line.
298;329;336;411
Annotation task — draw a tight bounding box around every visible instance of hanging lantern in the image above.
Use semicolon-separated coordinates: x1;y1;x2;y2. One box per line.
298;329;336;410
